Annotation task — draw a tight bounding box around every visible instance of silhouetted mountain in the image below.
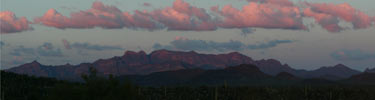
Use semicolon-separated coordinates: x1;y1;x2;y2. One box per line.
364;68;375;73
344;72;375;85
189;64;273;85
6;50;254;81
301;64;361;80
254;59;297;76
5;50;361;81
122;64;356;86
6;61;78;80
276;72;299;80
122;64;276;86
249;60;360;80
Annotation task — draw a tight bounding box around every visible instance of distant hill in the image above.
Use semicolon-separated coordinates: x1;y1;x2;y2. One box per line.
121;64;353;86
298;64;361;80
5;50;362;81
365;68;375;73
6;50;254;81
122;64;277;86
344;72;375;85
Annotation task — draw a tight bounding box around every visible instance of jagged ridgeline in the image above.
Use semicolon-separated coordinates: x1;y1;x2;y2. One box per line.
6;50;363;82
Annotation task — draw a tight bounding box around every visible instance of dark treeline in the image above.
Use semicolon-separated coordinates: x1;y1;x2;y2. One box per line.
1;68;375;100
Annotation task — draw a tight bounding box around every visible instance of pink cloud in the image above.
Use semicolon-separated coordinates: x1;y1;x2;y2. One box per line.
0;11;32;34
35;0;215;31
35;1;158;30
303;8;342;32
148;0;217;31
122;10;161;30
212;2;306;30
32;0;374;32
305;3;373;30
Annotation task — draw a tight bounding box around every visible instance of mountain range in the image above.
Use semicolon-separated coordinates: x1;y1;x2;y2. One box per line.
5;49;363;81
122;64;280;86
121;64;374;86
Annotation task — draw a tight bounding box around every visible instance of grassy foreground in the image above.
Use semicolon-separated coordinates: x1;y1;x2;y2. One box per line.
2;70;374;100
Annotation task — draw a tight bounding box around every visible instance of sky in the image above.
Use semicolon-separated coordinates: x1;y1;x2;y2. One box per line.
1;0;375;70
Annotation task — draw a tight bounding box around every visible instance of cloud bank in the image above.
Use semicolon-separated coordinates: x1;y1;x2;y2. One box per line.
0;11;32;33
70;42;124;51
10;42;63;57
3;0;374;33
247;40;294;49
153;36;294;52
37;42;63;57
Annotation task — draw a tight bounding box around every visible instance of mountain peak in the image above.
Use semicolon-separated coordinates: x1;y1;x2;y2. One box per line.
365;68;375;73
30;60;41;65
318;64;350;70
188;50;197;54
311;64;360;79
150;49;174;55
138;50;146;54
123;50;147;56
228;52;241;55
258;59;281;64
333;64;348;68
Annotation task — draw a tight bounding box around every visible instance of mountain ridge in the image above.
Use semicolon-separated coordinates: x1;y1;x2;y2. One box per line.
5;49;362;81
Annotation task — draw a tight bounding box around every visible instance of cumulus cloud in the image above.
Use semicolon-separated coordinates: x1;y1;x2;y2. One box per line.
0;11;32;33
148;0;216;31
331;49;375;61
153;36;293;51
34;1;160;30
29;0;375;32
211;1;306;30
304;3;373;32
303;8;342;32
35;0;217;31
70;42;123;51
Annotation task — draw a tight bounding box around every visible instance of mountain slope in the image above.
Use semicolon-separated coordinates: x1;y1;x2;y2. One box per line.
344;72;375;85
6;50;361;81
365;68;375;73
301;64;361;80
254;59;298;76
6;50;254;81
123;64;275;86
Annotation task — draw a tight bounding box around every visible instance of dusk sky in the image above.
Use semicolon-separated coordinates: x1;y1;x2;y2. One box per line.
1;0;375;70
